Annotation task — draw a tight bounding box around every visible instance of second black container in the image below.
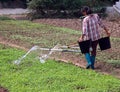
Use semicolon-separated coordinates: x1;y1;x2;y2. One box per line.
98;37;111;51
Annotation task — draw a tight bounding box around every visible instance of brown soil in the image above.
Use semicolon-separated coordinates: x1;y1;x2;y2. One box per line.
0;36;28;51
0;18;120;92
33;19;82;31
0;87;8;92
33;18;120;37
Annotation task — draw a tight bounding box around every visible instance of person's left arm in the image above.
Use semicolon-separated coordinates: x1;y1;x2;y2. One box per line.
97;14;110;36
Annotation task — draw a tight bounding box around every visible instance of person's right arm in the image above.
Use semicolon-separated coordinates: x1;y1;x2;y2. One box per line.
79;18;87;42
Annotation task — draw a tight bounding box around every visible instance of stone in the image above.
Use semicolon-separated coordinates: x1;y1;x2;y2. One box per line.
113;0;120;14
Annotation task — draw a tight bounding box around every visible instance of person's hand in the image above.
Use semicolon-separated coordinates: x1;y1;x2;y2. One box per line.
106;31;111;37
104;28;110;37
78;37;83;42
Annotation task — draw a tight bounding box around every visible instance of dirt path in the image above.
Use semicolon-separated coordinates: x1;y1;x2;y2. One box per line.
0;37;28;51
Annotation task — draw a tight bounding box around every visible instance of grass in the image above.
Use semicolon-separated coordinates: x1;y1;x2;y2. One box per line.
0;45;120;92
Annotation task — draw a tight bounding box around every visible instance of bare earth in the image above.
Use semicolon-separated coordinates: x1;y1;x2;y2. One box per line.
33;18;120;37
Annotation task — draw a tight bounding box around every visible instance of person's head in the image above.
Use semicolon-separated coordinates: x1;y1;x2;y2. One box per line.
81;6;92;16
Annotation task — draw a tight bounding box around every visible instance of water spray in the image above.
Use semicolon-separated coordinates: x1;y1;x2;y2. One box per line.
13;44;81;65
14;46;39;65
39;44;60;63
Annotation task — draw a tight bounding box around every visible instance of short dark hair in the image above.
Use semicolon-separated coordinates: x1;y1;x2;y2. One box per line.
81;6;92;15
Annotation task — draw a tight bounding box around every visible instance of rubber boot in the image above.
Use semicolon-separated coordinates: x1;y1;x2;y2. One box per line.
85;53;92;69
91;56;95;69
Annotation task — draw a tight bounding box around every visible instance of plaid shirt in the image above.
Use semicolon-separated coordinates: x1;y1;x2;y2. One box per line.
82;14;105;41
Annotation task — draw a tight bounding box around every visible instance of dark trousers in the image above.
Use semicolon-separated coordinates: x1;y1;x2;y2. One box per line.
91;40;98;56
84;40;98;69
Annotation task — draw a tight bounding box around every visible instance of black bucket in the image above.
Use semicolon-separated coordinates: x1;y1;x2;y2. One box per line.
78;39;91;54
98;37;111;51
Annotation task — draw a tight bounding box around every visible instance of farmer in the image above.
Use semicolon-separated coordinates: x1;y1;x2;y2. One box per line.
79;6;110;69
